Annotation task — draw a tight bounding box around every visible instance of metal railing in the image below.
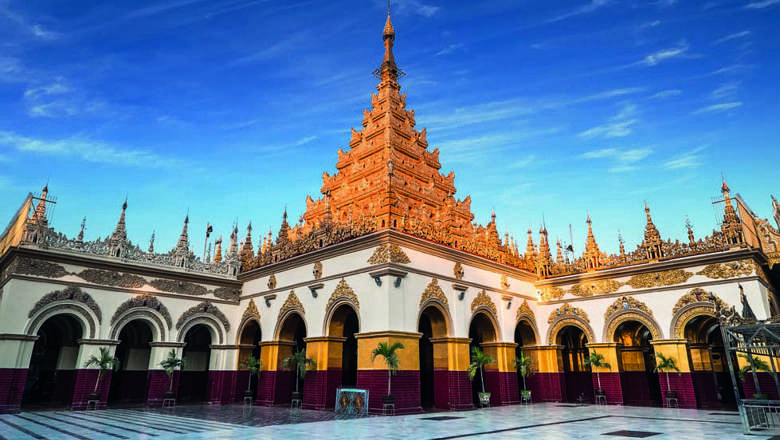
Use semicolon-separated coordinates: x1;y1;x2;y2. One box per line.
740;399;780;435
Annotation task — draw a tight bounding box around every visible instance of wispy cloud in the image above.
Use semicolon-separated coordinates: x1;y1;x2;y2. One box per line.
581;147;652;173
663;146;706;169
230;31;309;66
392;0;440;17
709;64;754;76
640;41;690;66
710;82;740;100
546;0;612;23
578;103;638;139
294;135;318;146
650;89;681;99
22;79;100;118
435;43;464;56
0;3;60;40
745;0;780;9
0;130;184;168
693;102;742;114
713;30;751;45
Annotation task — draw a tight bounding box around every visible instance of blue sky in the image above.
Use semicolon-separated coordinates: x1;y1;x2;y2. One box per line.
1;0;779;258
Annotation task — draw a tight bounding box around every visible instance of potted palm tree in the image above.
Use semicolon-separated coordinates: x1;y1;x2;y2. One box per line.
84;347;120;401
241;356;262;399
370;342;405;406
159;349;184;399
515;351;534;402
739;354;773;399
467;347;495;407
654;353;680;400
282;349;316;401
585;351;611;397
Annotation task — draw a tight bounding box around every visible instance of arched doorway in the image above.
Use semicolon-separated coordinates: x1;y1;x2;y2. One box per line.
557;325;592;402
468;312;497;406
278;313;307;399
328;304;359;387
108;320;153;405
684;315;737;408
22;314;83;409
237;320;262;399
179;324;212;402
418;305;448;410
514;320;536;394
614;320;662;406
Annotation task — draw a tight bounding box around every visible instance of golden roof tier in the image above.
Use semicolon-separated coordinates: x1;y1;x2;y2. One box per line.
243;11;531;272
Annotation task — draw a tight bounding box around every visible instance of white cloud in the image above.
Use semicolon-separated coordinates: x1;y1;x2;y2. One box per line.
23;79;104;118
391;0;440;17
650;89;681;99
713;30;751;45
294;135;318;146
578;103;638;139
745;0;780;9
640;41;690;66
0;4;60;40
0;130;183;168
693;102;742;114
709;64;754;76
663;146;706;169
581;147;652;173
435;44;464;56
547;0;612;23
710;82;740;100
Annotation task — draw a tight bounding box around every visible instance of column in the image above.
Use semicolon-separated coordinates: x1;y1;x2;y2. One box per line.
586;343;623;405
0;334;37;413
355;331;422;414
72;339;120;410
650;339;696;408
302;336;346;409
522;345;565;402
257;340;295;405
481;341;519;405
207;344;239;404
619;345;652;405
146;342;185;406
430;337;472;410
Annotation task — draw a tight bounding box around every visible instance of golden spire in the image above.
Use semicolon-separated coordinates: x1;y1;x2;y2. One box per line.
241;222;254;263
375;0;401;83
537;225;553;278
556;238;564;264
583;215;600;270
720;179;743;246
213;234;223;263
642;203;663;260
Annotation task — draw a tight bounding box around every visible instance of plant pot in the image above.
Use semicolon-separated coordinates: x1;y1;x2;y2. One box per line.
382;395;395;405
521;390;532;398
291;391;303;401
665;391;678;399
478;392;491;407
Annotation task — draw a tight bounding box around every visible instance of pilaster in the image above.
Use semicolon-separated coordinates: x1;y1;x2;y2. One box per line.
650;339;696;408
355;331;422;414
586;342;623;405
430;337;473;410
302;336;346;409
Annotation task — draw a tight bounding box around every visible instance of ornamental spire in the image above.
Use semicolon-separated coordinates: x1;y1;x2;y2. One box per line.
374;0;403;83
583;215;600;270
642;203;663;260
109;198;128;257
720;179;744;246
213;234;223;263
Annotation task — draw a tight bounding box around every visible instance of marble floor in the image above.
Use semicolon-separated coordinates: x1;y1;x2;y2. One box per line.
0;403;774;440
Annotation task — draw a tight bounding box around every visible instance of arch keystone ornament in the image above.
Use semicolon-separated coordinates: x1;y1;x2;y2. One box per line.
470;289;497;316
111;293;172;328
420;278;448;308
548;302;590;324
670;288;728;338
279;290;305;317
29;285;102;322
326;278;360;312
241;298;261;323
367;243;410;264
516;299;536;323
176;301;231;332
546;303;595;345
603;296;662;340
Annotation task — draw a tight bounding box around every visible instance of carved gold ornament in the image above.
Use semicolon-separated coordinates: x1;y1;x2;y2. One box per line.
267;274;277;289
367;244;411;264
453;262;464;280
280;290;304;316
242;299;260;323
604;296;652;320
470;290;497;316
500;274;510;290
516;299;535;322
671;287;727;316
327;278;360;311
569;279;621;297
176;301;230;332
420;278;448;307
539;286;565;301
697;259;754;279
625;269;693;289
548;302;589;324
313;261;323;280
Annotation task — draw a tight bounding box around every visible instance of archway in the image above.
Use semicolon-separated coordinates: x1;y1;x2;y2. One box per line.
327;304;359;387
557;325;592;402
179;324;212;403
237;320;262;399
418;305;448;410
278;313;307;398
468;312;497;406
22;314;83;409
684;315;737;408
108;319;153;405
614;320;662;406
514;320;537;395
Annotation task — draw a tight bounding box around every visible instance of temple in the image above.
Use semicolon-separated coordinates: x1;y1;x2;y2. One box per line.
1;9;779;415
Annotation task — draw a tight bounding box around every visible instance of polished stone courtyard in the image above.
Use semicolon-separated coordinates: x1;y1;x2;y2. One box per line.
0;403;772;440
